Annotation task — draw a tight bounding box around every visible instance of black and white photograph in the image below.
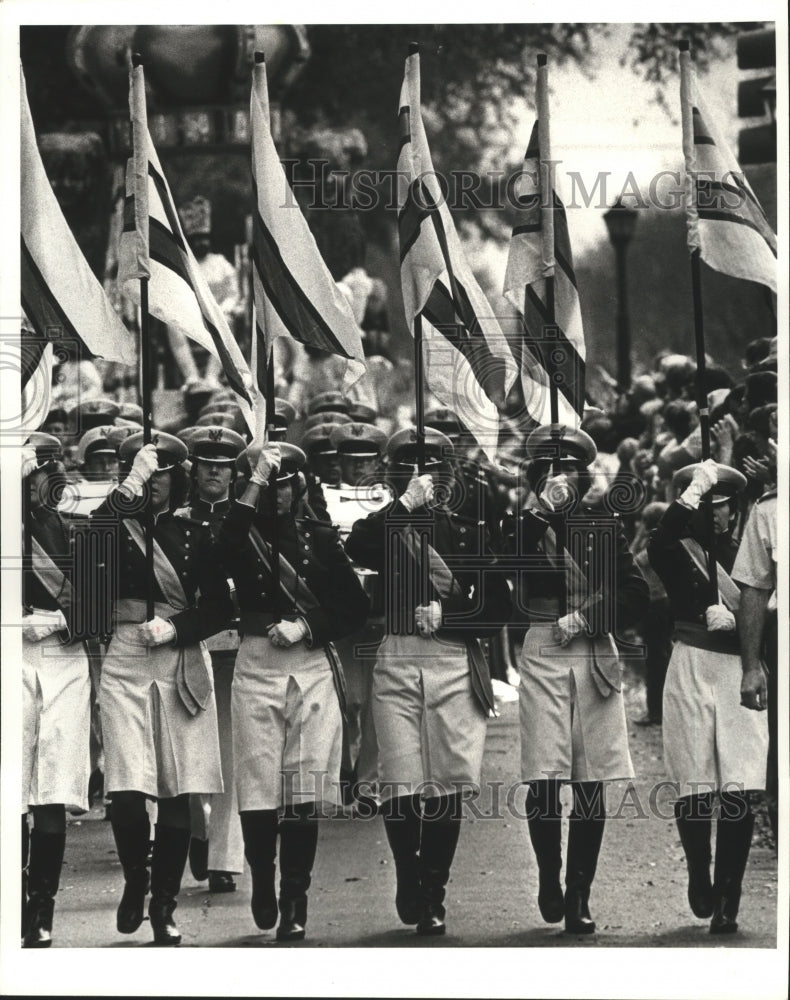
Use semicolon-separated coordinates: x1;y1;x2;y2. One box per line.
0;4;787;998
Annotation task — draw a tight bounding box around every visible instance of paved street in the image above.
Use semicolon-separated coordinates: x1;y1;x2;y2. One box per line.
39;677;778;951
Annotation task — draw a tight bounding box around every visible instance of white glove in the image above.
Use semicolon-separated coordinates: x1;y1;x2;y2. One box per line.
539;473;572;512
705;604;736;632
415;601;442;637
22;446;38;479
400;471;434;511
680;458;718;510
136;616;176;646
553;610;587;647
22;609;67;643
250;444;281;487
268;618;308;648
124;443;159;496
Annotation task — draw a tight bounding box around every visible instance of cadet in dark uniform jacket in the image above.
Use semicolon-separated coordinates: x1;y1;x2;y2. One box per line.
217;442;369;942
345;427;512;937
648;460;767;935
176;425;247;894
92;431;232;947
21;434;93;948
502;424;648;936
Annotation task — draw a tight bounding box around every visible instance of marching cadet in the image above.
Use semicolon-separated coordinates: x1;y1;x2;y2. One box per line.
91;431;232;946
268;398;297;443
301;421;344;493
61;425;120;516
648;460;768;934
63;397;121;469
425;407;517;694
345;428;511;936
216;441;369;941
503;424;648;935
297;414;352;522
21;434;93;947
323;422;392;805
175;425;247;894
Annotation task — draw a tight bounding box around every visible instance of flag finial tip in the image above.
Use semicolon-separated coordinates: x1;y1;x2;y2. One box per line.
254;50;265;64
678;39;690;52
537;52;548;67
131;51;143;68
408;42;419;56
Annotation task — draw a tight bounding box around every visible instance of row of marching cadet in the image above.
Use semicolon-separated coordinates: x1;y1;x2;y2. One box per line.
21;342;777;945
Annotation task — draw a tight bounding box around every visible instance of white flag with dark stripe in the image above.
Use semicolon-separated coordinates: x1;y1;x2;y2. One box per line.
503;115;586;428
680;47;776;293
21;66;135;386
250;56;366;398
117;62;255;426
397;48;517;462
19;329;53;433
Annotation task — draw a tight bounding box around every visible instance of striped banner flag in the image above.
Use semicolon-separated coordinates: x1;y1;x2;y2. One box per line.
250;54;366;420
21;65;135;428
680;47;776;294
19;329;53;434
117;61;256;427
503;59;585;428
397;48;517;461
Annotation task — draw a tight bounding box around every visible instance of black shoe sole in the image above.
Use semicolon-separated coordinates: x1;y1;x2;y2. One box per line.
416;923;446;936
276;929;306;942
22;935;52;948
710;921;739;935
152;933;182;946
565;923;596;935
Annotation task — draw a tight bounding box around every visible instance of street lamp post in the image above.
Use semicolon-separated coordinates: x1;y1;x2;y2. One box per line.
603;198;639;392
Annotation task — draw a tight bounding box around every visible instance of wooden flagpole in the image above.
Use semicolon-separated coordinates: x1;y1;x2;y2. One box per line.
132;52;155;622
536;54;559;432
536;52;567;616
408;42;427;474
679;40;719;605
254;50;282;621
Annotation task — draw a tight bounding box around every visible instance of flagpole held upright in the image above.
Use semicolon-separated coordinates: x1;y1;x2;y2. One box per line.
535;53;559;430
253;50;282;622
265;341;281;624
128;51;156;621
679;39;719;605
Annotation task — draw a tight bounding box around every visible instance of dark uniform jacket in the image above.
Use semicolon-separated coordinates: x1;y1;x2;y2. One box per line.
91;492;232;647
216;499;370;646
24;507;92;643
647;499;740;654
502;503;649;638
179;496;231;539
345;499;512;643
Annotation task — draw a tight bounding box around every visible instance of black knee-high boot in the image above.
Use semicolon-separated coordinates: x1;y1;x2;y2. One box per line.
149;824;190;946
240;810;279;930
23;828;66;948
22;815;30;940
416;794;462;937
277;805;319;942
564;782;605;935
526;781;564;923
112;818;152;933
382;795;423;925
710;793;755;935
674;794;714;918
